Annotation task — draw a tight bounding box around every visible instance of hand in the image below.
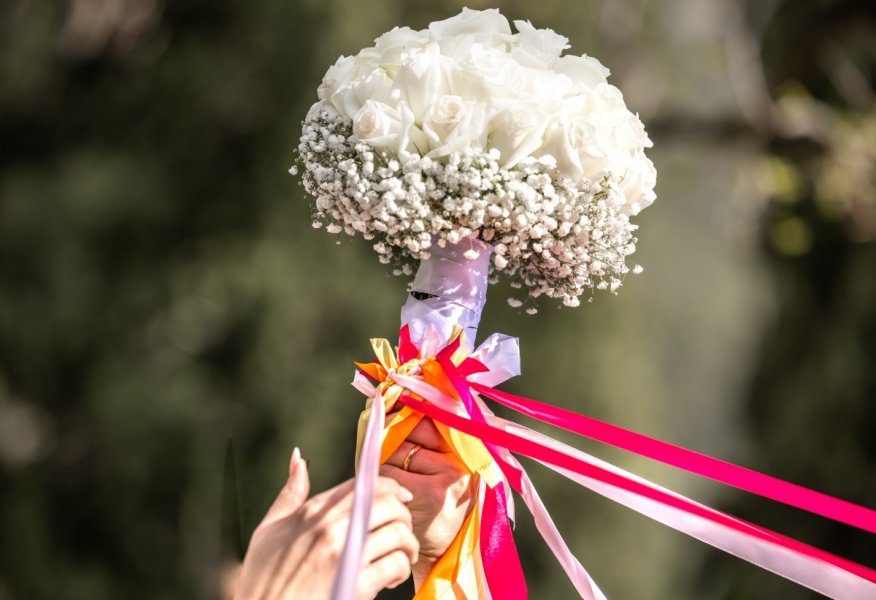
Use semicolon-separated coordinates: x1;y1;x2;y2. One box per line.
380;415;476;589
234;448;420;600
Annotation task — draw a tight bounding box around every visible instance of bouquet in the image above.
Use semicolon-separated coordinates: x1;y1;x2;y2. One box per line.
296;7;655;309
294;8;876;599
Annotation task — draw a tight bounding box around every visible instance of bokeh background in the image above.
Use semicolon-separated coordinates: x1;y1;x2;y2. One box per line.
1;0;875;598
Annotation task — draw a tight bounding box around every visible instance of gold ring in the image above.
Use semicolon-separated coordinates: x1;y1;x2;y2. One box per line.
402;444;422;472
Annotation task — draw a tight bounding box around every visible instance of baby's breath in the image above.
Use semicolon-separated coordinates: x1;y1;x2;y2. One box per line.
296;111;642;307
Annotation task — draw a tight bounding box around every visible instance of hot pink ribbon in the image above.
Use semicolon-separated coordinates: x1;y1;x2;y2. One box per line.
481;482;527;599
470;381;876;536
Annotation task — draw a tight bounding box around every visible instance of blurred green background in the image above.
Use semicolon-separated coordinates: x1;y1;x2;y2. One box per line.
1;0;874;598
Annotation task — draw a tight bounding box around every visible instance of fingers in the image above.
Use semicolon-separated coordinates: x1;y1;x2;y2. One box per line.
384;440;465;476
301;475;412;532
385;410;449;452
406;417;452;452
363;514;419;564
367;483;414;533
285;447;311;505
357;550;413;600
380;462;475;512
258;447;311;527
307;476;416;600
374;473;414;500
378;462;420;491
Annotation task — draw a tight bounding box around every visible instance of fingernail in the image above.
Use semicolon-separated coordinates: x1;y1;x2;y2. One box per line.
303;457;311;470
288;447;301;481
400;486;414;502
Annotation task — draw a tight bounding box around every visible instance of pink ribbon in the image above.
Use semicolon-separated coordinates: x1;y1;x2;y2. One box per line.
471;381;876;536
481;483;528;599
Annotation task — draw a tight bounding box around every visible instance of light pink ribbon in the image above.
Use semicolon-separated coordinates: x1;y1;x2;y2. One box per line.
331;390;386;600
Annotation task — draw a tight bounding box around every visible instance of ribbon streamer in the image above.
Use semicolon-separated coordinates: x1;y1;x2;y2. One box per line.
331;390;386;599
470;381;876;535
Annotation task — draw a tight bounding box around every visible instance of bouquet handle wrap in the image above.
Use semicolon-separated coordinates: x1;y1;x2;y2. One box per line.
401;240;492;353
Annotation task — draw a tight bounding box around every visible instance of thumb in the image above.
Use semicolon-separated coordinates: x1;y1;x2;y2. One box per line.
259;447;311;527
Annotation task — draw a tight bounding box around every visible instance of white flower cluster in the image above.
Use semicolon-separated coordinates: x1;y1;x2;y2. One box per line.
294;8;656;306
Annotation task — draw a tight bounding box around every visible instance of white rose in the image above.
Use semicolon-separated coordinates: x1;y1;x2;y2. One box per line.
374;26;430;77
539;118;599;180
538;95;614;180
592;82;626;113
453;43;523;101
391;43;452;122
540;92;655;209
331;68;393;119
612;111;653;151
556;54;611;90
317;52;378;102
519;68;572;101
589;84;653;151
579;84;651;168
304;100;339;122
317;55;355;101
511;20;569;68
619;152;657;215
352;99;428;155
428;7;512;39
434;31;510;62
422;95;487;156
556;85;651;169
488;103;550;168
